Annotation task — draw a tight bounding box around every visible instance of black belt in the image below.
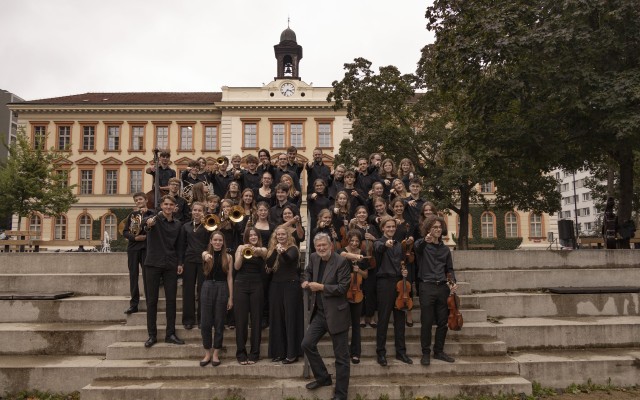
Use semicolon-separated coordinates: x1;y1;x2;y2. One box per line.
422;280;447;285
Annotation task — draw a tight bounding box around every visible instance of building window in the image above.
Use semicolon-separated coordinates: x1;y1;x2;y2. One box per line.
243;123;257;149
54;215;67;240
269;120;306;149
480;212;495;238
107;126;120;151
530;213;542;237
582;192;591;201
55;169;70;188
561;183;569;192
29;214;42;240
480;182;494;193
78;214;93;240
57;125;71;150
272;123;285;148
563;210;571;219
105;170;118;195
204;125;219;151
582;207;590;216
82;125;95;151
103;214;117;241
555;172;560;180
155;126;169;149
290;123;303;148
584;222;592;231
131;126;145;151
317;122;332;148
179;126;193;150
129;169;143;193
505;212;518;238
33;126;46;150
80;170;93;194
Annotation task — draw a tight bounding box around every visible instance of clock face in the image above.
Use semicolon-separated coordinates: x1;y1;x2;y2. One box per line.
280;82;295;97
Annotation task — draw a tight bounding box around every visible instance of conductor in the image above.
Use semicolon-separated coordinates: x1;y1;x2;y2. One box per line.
301;233;352;400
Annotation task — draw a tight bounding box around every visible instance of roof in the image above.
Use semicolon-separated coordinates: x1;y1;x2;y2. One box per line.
280;27;297;43
18;92;222;105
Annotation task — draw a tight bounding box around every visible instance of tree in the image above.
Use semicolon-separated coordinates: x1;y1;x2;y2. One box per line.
0;128;78;228
423;0;640;246
329;58;560;249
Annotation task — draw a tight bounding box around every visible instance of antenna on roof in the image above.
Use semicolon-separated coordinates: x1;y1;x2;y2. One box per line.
288;16;290;28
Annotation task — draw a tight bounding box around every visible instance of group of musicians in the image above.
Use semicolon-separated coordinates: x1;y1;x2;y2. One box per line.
121;147;458;400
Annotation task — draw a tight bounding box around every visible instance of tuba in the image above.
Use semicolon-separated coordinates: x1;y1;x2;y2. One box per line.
203;214;221;231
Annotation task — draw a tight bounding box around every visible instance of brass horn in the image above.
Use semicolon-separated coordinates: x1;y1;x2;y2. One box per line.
203;214;221;231
216;157;226;165
242;246;254;259
229;205;245;223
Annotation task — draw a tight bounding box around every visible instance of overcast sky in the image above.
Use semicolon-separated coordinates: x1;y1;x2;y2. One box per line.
1;0;434;101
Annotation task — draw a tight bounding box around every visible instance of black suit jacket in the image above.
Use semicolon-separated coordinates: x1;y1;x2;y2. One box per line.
304;251;351;334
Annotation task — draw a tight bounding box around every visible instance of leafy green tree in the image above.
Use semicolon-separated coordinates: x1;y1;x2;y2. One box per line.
0;128;78;228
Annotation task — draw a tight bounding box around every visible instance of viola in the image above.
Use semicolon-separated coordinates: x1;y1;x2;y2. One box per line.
395;261;413;311
346;261;364;304
446;273;463;331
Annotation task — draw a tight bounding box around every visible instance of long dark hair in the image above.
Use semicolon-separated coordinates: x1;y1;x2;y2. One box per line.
204;231;229;275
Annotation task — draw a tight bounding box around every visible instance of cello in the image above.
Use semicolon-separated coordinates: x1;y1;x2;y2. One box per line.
395;261;413;311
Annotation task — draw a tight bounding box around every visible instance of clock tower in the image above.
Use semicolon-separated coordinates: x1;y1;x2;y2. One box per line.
274;24;303;81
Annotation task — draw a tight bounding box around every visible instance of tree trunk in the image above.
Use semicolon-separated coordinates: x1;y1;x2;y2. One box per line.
457;185;470;250
617;146;634;249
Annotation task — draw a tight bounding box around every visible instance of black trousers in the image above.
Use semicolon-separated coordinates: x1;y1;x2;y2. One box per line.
419;282;450;355
145;265;177;338
127;248;147;308
361;273;377;318
233;280;263;361
261;270;272;325
268;280;303;359
349;301;363;357
301;308;350;400
375;277;406;357
200;280;228;350
182;260;204;325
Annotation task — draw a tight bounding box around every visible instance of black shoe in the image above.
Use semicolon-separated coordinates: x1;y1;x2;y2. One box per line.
282;357;298;364
434;352;455;363
144;336;157;348
124;306;138;315
351;356;360;364
211;359;221;367
395;353;413;364
420;354;431;366
377;354;387;366
272;357;284;362
184;324;193;330
165;334;185;345
305;378;332;390
199;358;211;367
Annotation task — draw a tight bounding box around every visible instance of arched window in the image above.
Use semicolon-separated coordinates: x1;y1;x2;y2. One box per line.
78;214;93;240
480;212;495;238
529;213;543;237
505;212;519;238
53;215;67;240
29;214;42;240
103;214;117;241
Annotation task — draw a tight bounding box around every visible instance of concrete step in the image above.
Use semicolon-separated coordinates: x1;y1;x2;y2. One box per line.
82;375;532;400
106;336;507;360
92;355;520;380
0;273;131;296
494;316;640;349
457;268;640;292
511;347;640;388
0;253;127;274
0;355;102;393
464;291;640;318
125;308;488;326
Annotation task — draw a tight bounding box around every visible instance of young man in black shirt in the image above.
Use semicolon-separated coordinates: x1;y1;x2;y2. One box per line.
146;150;175;192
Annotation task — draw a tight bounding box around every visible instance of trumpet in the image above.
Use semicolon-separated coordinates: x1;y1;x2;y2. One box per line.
203;214;221;231
242;246;254;259
229;205;245;223
216;157;226;165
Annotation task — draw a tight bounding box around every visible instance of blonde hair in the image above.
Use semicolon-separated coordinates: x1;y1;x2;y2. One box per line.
267;225;298;272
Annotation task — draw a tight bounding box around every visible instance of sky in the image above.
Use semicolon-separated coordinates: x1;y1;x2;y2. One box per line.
1;0;435;101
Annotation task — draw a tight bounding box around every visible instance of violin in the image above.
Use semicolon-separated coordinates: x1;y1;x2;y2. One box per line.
395;261;413;311
336;213;349;250
446;273;463;331
346;260;364;304
361;224;376;269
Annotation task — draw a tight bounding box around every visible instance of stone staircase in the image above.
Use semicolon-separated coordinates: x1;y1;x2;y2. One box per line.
0;251;639;399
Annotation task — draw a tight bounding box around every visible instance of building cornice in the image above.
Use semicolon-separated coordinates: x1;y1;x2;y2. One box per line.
8;104;220;114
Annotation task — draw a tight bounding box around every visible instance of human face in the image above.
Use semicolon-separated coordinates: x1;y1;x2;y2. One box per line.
262;173;273;186
334;167;345;179
393;201;405;216
189;166;198;175
275;228;288;244
276;189;287;202
393;180;404;192
287;150;297;162
348;236;361;249
320;213;332;225
198;158;206;169
401;161;411;173
314;181;325;193
382;220;397;238
248;230;259;245
282;208;294;221
372;183;384;197
278;155;288;168
356;208;368;223
259;152;269;163
210;234;224;251
257;205;269;219
207;200;217;210
374;201;386;215
345;175;355;186
358;159;368;173
242;191;253;205
409;183;421;195
383;161;393;174
337;193;348;207
314;238;332;259
232;157;241;169
281;175;293;187
161;198;176;216
134;196;147;209
168;181;180;194
159;155;170;166
313;150;322;163
247;160;257;172
228;183;239;195
371;154;382;165
423;206;434;217
191;205;204;221
429;221;443;239
221;202;232;214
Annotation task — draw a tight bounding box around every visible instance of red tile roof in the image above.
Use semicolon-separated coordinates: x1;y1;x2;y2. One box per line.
20;92;222;105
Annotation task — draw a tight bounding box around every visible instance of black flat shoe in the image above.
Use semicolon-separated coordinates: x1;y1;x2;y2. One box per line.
406;320;414;327
351;356;360;364
211;360;221;367
271;357;284;362
420;354;431;366
305;378;332;390
144;336;157;348
199;358;211;367
377;354;387;366
369;321;377;328
395;353;413;364
184;324;193;330
434;352;455;363
124;306;138;314
282;357;298;364
165;334;185;345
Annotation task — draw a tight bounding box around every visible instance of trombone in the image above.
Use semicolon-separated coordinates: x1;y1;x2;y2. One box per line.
203;214;221;231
